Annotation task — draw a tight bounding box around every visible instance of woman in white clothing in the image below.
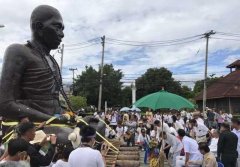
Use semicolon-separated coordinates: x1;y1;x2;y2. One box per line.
161;131;183;167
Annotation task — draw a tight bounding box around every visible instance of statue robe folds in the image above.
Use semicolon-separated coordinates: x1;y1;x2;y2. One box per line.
0;43;63;122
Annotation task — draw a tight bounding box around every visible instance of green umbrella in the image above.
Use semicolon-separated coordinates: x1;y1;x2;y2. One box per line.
134;90;195;110
134;90;195;166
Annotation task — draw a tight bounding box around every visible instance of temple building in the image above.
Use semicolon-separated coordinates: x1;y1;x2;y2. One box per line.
195;60;240;113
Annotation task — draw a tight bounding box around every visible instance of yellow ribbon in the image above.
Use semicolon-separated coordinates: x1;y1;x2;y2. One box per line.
99;118;113;131
77;118;119;153
2;130;14;140
2;116;63;142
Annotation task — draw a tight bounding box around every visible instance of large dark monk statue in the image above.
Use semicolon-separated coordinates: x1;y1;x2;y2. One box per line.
0;5;105;144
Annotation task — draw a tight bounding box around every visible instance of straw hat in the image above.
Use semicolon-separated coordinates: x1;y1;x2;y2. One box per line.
68;127;81;149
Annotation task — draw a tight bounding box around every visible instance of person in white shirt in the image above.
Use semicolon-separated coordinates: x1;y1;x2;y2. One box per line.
208;129;219;157
155;112;161;121
187;112;192;120
193;112;204;125
110;112;118;129
149;124;156;140
160;132;183;167
168;114;173;124
137;129;150;146
125;116;137;146
176;129;203;167
190;119;210;143
232;118;240;167
69;126;105;167
53;147;73;167
154;120;171;140
115;121;127;139
172;115;184;131
168;123;178;136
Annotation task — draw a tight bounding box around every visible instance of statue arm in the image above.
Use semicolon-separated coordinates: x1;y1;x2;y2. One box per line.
0;44;52;121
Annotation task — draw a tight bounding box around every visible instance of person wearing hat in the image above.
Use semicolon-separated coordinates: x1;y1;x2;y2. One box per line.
68;125;104;167
68;127;81;149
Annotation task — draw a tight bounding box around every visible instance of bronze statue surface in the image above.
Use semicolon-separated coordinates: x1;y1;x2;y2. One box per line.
0;5;106;146
0;5;65;122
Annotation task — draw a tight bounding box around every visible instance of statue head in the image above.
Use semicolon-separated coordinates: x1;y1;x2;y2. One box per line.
30;5;64;50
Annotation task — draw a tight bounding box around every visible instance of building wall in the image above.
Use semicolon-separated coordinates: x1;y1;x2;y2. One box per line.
196;97;240;113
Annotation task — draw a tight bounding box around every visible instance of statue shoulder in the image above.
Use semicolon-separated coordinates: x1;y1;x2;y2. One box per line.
4;43;29;58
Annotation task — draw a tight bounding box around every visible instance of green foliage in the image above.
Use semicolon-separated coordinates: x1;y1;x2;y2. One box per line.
73;66;99;106
102;64;123;107
121;86;132;106
181;85;195;99
136;67;184;99
69;96;87;111
193;76;222;96
73;64;123;108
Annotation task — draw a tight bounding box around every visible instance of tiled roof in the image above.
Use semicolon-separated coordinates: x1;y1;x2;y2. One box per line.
195;69;240;100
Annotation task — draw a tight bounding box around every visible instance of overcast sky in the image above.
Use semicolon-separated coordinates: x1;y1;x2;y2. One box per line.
0;0;239;88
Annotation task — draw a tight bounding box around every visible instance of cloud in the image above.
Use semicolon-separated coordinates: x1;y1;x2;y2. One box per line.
0;0;240;89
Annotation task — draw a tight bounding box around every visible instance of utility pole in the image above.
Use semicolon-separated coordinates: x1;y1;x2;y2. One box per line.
58;44;64;74
203;30;216;113
131;80;136;104
69;68;77;94
98;36;105;111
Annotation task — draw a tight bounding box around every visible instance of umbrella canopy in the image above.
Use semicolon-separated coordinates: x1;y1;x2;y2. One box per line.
120;107;131;112
134;90;195;110
130;105;141;112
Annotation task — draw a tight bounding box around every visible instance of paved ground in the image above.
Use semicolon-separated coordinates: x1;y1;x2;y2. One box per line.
140;151;170;167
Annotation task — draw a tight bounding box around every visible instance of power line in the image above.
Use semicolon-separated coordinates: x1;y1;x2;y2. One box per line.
211;37;240;42
106;34;204;44
64;38;100;47
65;43;99;51
105;38;202;47
215;31;240;37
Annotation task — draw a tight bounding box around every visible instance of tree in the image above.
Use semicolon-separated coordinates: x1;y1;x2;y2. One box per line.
101;64;123;107
136;67;183;99
69;96;87;111
181;85;194;99
73;64;123;108
73;66;99;106
193;75;222;96
120;86;132;107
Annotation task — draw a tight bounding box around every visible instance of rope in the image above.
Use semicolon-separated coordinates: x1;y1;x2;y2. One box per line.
77;118;119;153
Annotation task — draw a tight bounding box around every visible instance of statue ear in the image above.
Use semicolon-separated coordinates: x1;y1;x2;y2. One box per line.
35;22;43;30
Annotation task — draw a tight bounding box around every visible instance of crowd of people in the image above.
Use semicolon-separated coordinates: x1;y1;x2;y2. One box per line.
98;108;239;167
0;108;239;167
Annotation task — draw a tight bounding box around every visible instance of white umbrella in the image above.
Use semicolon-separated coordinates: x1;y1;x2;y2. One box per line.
130;105;141;112
120;107;131;112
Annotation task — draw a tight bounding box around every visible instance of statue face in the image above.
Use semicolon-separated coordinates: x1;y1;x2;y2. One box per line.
40;14;64;49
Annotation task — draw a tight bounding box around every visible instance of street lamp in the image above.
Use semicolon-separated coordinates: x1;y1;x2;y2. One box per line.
0;25;5;28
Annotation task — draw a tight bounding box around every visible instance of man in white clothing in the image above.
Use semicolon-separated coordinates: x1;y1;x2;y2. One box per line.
154;120;171;140
161;131;183;167
208;129;219;157
176;129;203;167
190;119;209;143
155;112;161;120
69;126;105;167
